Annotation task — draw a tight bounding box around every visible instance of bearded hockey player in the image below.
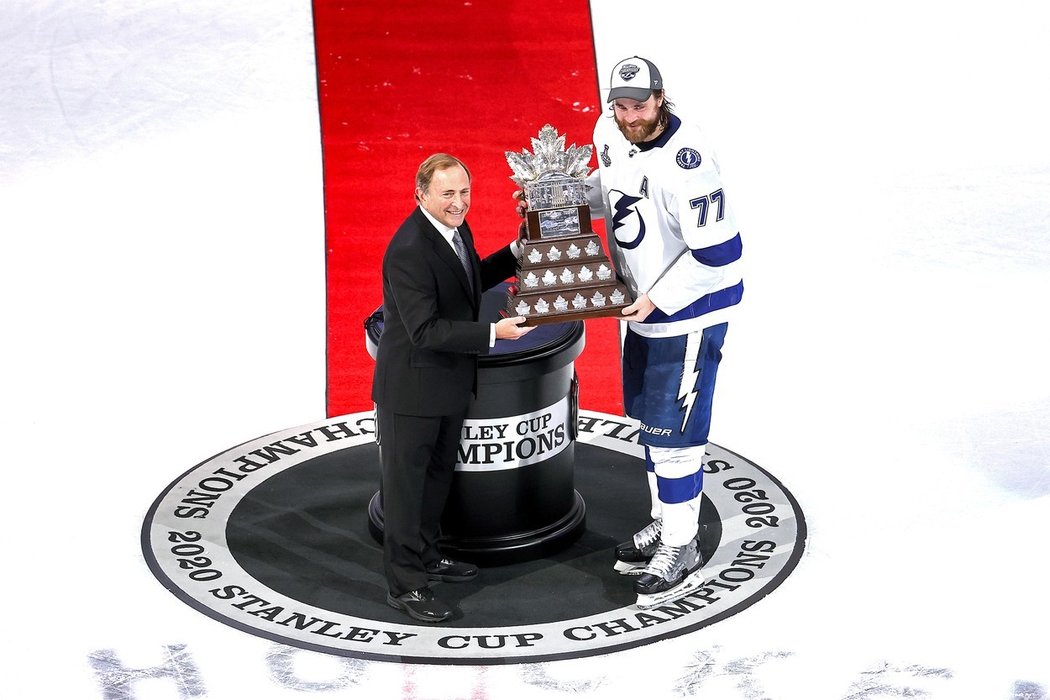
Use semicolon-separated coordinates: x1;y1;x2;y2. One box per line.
586;56;744;609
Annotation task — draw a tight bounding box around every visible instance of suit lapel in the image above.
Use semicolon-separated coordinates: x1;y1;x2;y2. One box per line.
414;208;478;307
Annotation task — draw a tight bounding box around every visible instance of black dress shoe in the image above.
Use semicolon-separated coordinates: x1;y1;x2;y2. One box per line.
426;557;478;582
386;587;452;623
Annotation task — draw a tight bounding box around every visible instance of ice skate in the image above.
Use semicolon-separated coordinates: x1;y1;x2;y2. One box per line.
633;537;705;609
614;518;662;575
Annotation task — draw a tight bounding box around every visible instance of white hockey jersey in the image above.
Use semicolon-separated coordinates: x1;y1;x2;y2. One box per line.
588;113;744;338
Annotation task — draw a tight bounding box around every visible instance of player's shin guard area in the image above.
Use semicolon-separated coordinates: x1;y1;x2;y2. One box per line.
634;567;707;609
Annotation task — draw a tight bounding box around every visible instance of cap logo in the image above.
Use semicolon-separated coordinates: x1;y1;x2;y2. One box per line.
618;63;641;81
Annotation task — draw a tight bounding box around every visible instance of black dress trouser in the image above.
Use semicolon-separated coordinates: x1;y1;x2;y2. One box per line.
376;404;466;596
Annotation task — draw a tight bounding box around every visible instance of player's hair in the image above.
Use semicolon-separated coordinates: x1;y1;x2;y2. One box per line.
415;153;471;201
656;90;675;130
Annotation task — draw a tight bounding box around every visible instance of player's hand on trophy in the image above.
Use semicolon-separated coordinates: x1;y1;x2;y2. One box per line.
620;293;655;323
495;316;533;340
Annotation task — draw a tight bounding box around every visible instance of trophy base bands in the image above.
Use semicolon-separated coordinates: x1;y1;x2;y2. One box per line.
507;229;635;327
506;280;635;326
518;304;630;326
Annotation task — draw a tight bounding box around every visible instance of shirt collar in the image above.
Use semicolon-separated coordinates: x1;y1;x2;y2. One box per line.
419;204;457;242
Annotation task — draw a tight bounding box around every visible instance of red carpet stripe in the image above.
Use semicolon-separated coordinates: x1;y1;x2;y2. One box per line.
314;0;624;417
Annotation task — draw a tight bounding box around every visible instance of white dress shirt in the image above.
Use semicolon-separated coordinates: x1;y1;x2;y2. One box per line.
418;205;509;347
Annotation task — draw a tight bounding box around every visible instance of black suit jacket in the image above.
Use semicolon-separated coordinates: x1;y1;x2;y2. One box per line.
371;207;518;417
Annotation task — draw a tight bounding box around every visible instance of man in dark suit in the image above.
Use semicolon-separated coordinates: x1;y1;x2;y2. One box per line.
372;153;532;623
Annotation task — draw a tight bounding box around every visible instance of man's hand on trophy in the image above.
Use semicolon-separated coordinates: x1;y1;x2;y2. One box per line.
495;316;534;340
512;189;528;216
620;293;655;323
512;189;528;238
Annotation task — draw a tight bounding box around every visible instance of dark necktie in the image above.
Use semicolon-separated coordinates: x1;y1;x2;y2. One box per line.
451;230;474;292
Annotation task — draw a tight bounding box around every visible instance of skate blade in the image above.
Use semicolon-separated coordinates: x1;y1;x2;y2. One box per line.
614;560;646;576
634;569;705;609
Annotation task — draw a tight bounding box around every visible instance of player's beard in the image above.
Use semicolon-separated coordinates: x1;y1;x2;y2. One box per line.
615;113;661;144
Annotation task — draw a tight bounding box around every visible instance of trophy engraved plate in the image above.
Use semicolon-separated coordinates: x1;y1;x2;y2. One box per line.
506;125;634;325
533;208;582;238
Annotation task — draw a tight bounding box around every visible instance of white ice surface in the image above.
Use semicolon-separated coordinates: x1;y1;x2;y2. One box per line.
3;0;1048;698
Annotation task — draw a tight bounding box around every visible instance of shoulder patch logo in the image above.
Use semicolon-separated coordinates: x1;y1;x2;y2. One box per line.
618;64;640;81
676;147;702;169
600;144;612;167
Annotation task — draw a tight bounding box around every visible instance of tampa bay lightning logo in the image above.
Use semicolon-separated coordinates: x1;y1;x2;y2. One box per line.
600;144;611;167
618;63;640;81
610;190;645;249
676;147;702;169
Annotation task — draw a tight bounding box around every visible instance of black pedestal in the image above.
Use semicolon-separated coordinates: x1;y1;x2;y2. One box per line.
365;284;587;565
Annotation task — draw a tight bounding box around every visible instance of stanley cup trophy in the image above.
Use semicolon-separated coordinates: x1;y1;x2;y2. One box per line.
505;125;634;325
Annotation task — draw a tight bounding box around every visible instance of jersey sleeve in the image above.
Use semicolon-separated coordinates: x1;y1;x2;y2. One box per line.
646;155;743;316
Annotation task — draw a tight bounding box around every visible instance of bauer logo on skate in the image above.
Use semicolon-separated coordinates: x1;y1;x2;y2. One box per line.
142;410;805;664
